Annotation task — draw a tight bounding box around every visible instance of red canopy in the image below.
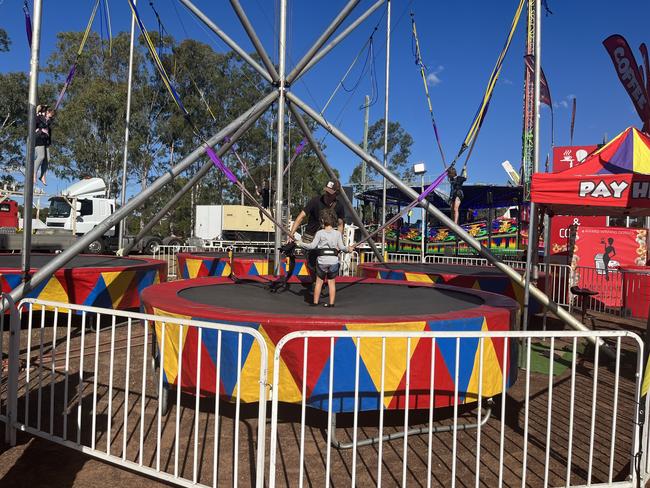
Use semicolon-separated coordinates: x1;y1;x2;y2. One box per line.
531;127;650;216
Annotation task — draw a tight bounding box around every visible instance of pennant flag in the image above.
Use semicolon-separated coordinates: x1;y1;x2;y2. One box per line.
524;55;553;108
603;35;650;132
570;98;577;145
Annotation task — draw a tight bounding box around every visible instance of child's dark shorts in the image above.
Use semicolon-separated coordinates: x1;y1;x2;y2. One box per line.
316;263;339;280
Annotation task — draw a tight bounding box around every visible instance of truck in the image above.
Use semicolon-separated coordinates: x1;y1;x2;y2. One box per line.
0;178;183;254
194;204;276;241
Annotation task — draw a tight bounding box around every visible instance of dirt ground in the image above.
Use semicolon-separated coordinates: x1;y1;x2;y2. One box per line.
0;311;647;487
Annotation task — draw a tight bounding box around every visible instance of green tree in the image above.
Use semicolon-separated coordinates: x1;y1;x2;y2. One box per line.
0;29;10;52
350;119;414;187
0;72;28;171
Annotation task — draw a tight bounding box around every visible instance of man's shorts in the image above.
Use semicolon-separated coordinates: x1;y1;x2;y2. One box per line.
316;263;339;280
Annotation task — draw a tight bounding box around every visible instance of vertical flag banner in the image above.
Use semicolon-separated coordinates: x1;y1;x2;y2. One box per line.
603;35;650;132
570;98;577;145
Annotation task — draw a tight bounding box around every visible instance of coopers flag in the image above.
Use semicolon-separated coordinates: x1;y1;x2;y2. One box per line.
603;35;650;131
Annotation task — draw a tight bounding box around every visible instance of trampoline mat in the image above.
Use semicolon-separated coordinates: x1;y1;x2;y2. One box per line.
0;254;146;269
178;281;484;316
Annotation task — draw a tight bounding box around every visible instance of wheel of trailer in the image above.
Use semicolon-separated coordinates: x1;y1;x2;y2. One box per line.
86;238;105;254
143;236;162;255
162;236;183;252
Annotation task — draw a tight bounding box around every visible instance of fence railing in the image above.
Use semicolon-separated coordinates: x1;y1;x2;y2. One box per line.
269;329;644;488
1;298;649;487
152;245;200;281
2;298;268;488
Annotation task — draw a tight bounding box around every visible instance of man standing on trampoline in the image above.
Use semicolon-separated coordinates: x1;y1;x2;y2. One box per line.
288;179;345;284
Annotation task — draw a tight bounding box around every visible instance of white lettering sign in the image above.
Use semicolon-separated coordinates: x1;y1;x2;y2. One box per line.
579;180;629;198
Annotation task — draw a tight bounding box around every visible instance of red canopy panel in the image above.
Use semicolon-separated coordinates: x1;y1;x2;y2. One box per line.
531;127;650;216
531;172;650;216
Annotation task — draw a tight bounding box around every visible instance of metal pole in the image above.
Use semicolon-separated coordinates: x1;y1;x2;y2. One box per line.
421;173;425;263
5;92;277;308
274;0;287;275
288;103;384;262
380;0;391;254
118;0;137;250
179;0;273;84
21;0;43;283
361;95;370;191
542;209;551;330
286;0;360;85
229;0;279;83
122;94;276;255
522;0;541;332
295;0;385;82
288;92;613;355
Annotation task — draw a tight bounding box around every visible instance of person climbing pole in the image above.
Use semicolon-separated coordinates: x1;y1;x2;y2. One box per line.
33;104;54;186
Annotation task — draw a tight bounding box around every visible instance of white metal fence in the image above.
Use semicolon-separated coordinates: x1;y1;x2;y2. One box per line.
153;245;200;281
1;298;268;488
269;329;645;488
1;297;649;487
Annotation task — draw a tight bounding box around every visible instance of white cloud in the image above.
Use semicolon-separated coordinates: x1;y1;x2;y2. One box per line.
553;95;575;110
426;65;444;86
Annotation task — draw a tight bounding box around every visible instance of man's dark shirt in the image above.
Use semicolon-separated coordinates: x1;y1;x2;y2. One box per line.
303;195;345;236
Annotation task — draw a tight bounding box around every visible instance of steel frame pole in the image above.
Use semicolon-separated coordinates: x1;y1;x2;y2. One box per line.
229;0;279;83
522;0;541;332
296;0;386;83
179;0;273;84
380;0;391;253
274;0;287;274
287;102;384;262
288;92;613;353
21;0;43;283
5;92;277;310
122;97;275;255
421;173;425;263
361;95;370;191
286;0;360;85
118;0;137;250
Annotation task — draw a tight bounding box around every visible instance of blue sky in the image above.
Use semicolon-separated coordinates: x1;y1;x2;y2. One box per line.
1;0;649;199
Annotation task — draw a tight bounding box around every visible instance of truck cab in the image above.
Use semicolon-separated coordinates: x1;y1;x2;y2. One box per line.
46;178;116;236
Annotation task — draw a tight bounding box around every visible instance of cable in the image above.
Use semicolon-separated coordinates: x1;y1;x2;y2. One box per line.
54;0;102;110
128;0;291;239
410;11;446;168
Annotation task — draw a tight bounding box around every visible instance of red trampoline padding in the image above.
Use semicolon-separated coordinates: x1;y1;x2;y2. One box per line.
142;277;519;413
177;252;309;279
0;254;167;310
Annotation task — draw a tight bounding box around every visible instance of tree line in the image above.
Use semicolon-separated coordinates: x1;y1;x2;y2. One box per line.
0;28;416;237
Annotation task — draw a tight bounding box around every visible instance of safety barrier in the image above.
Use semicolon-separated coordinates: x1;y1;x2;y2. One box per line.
1;298;649;486
1;298;268;488
269;329;644;488
152;245;200;281
571;266;650;319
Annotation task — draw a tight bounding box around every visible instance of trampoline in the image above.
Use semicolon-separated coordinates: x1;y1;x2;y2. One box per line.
141;277;519;413
359;262;547;311
0;254;166;309
177;251;309;279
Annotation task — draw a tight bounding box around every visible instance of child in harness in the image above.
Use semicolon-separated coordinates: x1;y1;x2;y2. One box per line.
297;207;352;307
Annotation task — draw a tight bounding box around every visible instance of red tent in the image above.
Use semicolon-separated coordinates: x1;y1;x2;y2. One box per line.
531;127;650;216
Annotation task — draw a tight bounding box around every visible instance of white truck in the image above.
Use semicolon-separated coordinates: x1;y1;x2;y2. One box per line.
0;178;183;254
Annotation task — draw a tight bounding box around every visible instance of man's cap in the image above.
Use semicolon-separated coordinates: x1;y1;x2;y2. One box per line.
323;179;341;194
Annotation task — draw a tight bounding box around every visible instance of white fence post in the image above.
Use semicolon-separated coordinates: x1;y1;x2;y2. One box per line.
4;293;20;445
